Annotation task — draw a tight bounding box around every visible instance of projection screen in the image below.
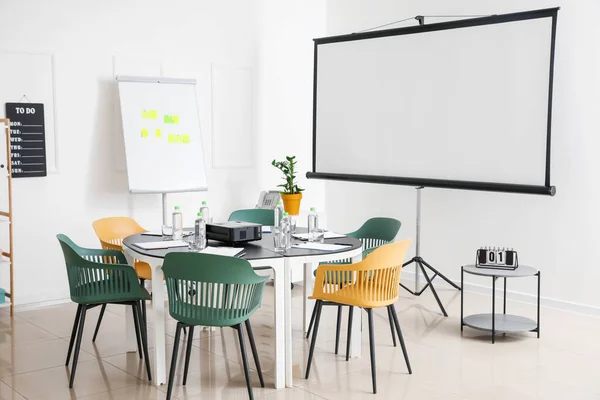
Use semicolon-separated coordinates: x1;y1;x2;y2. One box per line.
308;8;559;195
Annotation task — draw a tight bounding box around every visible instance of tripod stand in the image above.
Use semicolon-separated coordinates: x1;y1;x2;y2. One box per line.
401;187;461;317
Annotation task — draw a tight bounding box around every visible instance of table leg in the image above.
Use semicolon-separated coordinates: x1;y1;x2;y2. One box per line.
503;277;507;314
537;272;541;338
460;267;464;331
284;259;293;388
349;254;363;358
492;277;496;344
271;259;286;389
123;252;139;354
303;262;317;334
151;263;167;386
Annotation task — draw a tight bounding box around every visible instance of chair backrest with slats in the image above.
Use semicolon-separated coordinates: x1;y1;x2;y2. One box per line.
162;252;268;327
312;240;411;308
92;217;146;251
228;209;275;226
57;234;145;304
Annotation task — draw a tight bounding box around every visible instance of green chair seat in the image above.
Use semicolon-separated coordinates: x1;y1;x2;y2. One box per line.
57;234;152;388
163;252;268;399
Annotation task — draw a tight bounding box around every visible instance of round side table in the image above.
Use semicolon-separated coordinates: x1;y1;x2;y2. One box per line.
460;265;540;344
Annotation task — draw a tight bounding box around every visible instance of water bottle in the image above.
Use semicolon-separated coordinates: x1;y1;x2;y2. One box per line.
172;206;183;240
308;207;319;242
193;212;207;250
281;212;292;250
273;200;284;228
199;201;210;224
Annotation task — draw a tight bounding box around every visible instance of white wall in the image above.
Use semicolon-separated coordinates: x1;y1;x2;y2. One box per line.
325;0;600;313
255;0;327;212
0;0;261;305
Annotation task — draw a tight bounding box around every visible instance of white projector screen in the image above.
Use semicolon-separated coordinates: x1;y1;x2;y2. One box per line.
117;76;208;193
310;8;558;195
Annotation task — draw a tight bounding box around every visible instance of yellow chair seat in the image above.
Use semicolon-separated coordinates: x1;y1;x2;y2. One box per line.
310;240;411;309
135;261;153;281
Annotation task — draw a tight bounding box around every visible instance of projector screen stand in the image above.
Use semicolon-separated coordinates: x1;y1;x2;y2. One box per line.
400;187;461;317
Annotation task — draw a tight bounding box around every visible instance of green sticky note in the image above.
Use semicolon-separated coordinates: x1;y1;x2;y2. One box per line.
155;128;162;138
164;114;179;124
141;128;149;138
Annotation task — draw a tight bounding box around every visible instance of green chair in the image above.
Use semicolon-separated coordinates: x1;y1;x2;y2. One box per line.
306;217;401;355
56;234;152;388
228;208;275;226
163;252;268;400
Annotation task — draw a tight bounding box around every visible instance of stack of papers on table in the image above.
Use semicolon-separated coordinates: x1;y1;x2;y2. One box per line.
133;240;189;250
199;247;246;257
292;232;346;240
292;243;351;251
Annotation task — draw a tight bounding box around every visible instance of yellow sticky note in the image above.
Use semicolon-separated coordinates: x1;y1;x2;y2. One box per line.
173;115;179;124
155;128;162;138
142;110;157;119
141;128;149;138
182;134;190;143
168;134;175;143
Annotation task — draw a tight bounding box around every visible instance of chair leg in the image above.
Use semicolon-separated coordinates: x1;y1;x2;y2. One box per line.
305;300;323;379
131;304;143;360
387;306;397;347
92;304;106;343
66;304;82;366
366;308;377;394
306;305;317;339
141;299;147;327
346;306;354;361
182;325;195;385
390;304;412;374
166;323;183;400
134;302;152;381
245;319;265;388
335;305;343;354
69;304;87;388
236;323;255;400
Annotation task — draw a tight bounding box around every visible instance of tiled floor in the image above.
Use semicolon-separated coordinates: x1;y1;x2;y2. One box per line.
1;283;599;399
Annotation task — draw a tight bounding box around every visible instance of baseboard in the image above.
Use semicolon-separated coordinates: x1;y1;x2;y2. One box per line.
14;298;71;312
400;269;600;317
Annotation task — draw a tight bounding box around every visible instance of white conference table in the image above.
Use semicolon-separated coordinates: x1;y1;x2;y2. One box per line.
122;233;362;389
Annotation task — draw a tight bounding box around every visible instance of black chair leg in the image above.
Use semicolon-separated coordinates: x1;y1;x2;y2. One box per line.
335;305;343;354
306;305;317;339
366;308;377;394
92;304;106;343
245;319;265;388
387;306;397;347
166;323;183;400
182;325;195;385
305;300;323;379
66;304;82;366
236;323;254;400
141;299;147;327
390;304;412;374
346;306;354;361
131;304;143;360
134;302;152;381
69;304;87;388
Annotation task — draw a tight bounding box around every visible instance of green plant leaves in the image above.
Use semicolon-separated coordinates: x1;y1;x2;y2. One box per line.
272;155;302;194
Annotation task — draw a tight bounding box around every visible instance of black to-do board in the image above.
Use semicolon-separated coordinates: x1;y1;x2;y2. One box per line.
5;103;47;178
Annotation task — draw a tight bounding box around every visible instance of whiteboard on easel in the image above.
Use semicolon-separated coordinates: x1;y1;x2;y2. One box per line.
116;76;208;193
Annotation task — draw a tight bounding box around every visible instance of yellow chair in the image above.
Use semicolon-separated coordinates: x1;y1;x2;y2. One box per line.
91;217;151;342
305;240;412;394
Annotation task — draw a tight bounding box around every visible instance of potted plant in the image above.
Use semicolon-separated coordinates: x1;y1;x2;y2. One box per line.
272;155;304;215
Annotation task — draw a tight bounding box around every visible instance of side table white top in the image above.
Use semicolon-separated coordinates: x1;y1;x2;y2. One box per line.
462;264;538;278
